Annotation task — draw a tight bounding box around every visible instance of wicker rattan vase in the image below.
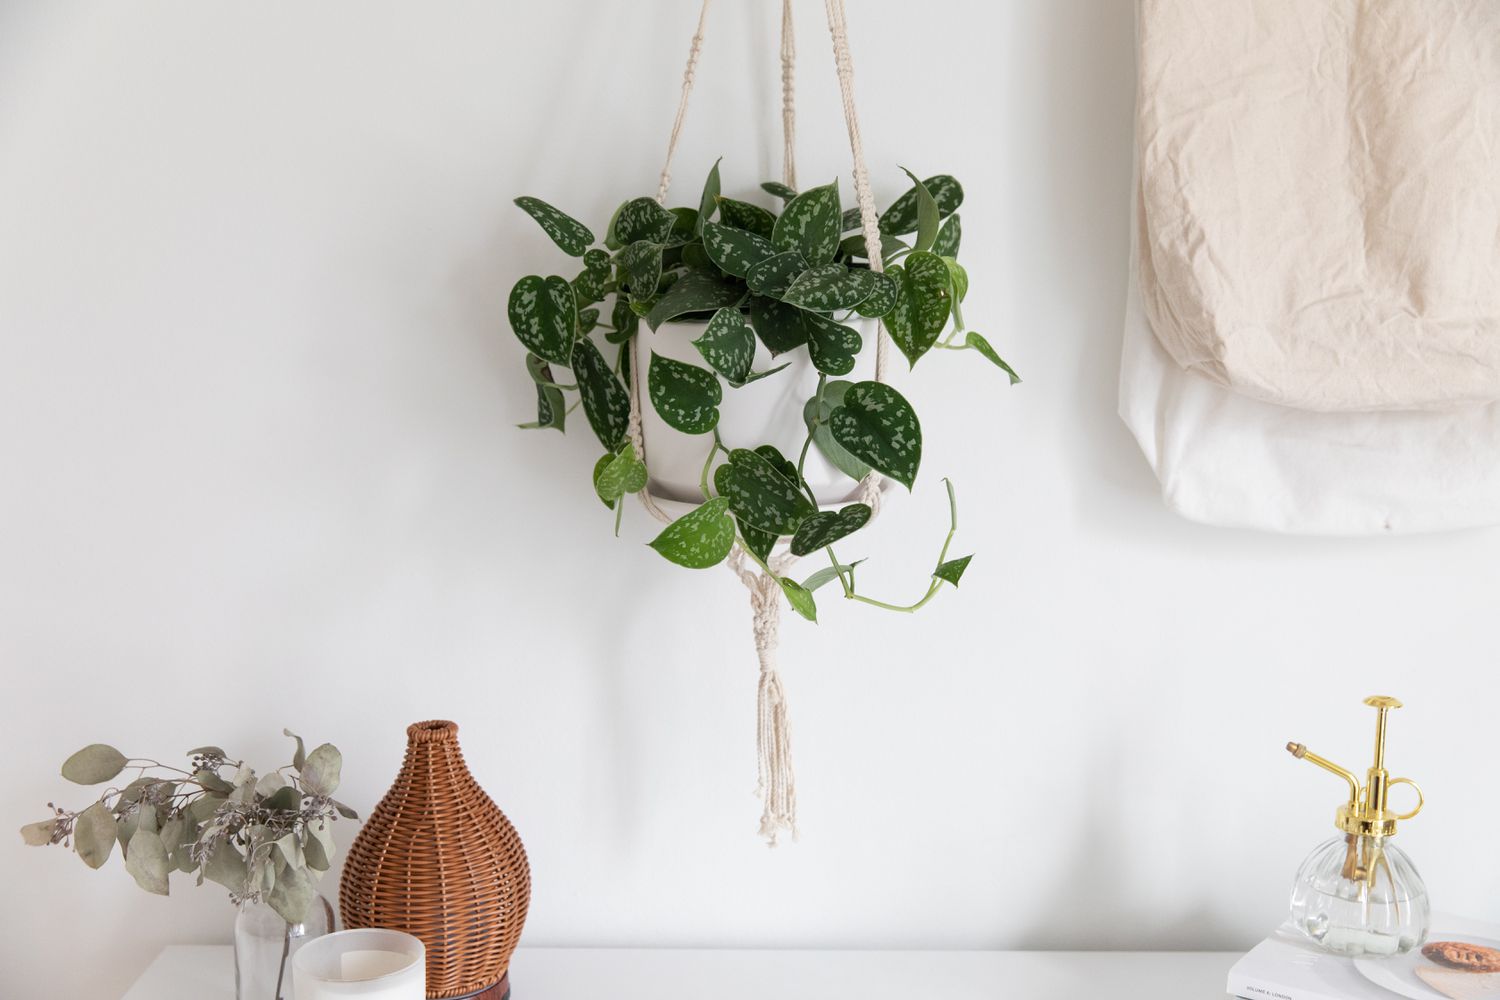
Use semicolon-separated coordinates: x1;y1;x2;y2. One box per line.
340;720;531;999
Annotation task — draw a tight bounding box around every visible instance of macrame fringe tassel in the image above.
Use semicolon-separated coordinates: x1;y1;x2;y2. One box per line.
751;577;797;846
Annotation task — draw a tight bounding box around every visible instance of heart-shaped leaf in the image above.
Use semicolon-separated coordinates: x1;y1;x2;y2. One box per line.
508;275;576;366
966;332;1020;384
126;827;170;895
746;250;807;298
62;744;128;785
772;181;841;266
702;222;775;279
611;197;676;246
778;578;818;622
584;248;611;278
692;308;755;385
899;167;942;253
854;271;900;318
608;296;639;344
719;448;815;534
695;158;721;236
665;207;698;247
594;443;648;504
73;802;116;869
790;503;872;556
649;497;737;568
619;241;664;300
803;314;862;376
749;295;809;355
519;354;566;432
829;381;922;490
645;270;746;330
718;197;778;237
514;196;594;256
782;263;878;312
760;181;797;202
648;352;721;435
934;554;973;586
803;380;872;482
737;518;778;563
885;254;951;366
932;213;961;257
572;338;631;451
879;174;963;236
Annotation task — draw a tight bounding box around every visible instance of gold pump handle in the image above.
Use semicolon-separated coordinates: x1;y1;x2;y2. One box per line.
1387;777;1424;821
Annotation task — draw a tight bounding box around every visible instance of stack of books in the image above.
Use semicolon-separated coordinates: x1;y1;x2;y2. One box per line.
1229;916;1500;1000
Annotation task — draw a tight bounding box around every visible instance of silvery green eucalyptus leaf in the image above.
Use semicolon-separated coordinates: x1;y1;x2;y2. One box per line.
572;338;631;451
267;861;317;925
262;785;302;813
125;827;170;895
203;840;248;893
61;744;128;785
648;497;736;569
73;801;116;869
702;222;774;279
772;181;841;266
20;819;57;846
648;353;722;435
283;729;306;770
299;744;342;797
515;196;594;257
303;818;335;872
879;174;963;236
828;381;922;490
718;197;777;238
507;275;576;366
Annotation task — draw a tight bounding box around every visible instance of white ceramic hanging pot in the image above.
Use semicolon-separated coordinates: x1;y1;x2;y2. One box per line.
639;315;881;505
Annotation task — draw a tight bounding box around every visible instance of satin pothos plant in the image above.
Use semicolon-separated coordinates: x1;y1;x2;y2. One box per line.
507;162;1017;621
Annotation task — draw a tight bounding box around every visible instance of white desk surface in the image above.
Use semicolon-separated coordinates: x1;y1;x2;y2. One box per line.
122;944;1239;999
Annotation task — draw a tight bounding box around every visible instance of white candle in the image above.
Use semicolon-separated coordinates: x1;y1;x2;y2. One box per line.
293;928;426;999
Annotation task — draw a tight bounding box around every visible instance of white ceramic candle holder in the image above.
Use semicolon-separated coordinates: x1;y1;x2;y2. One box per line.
292;928;426;999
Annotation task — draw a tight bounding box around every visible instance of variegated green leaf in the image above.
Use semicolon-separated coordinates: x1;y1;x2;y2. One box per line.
737;517;778;563
778;578;817;622
854;271;900;318
803;313;862;376
772;181;841;266
607;296;638;344
578;307;600;334
666;206;698;247
702;222;775;278
753;444;800;485
572;338;630;451
692;307;755;385
696;158;721;236
718;197;777;238
649;497;736;568
943;256;968;301
645;270;746;330
748;294;808;355
885;253;951;366
838;230;907;263
612;197;676;246
932;213;961;257
746;250;807;298
619;241;664;300
934;554;973;586
900;167;941;253
782;263;878;312
572;265;606;306
803;379;871;481
879;175;963;236
594;443;648;504
760;181;797;202
828;381;922;490
584;248;612;278
515;196;594;256
519;354;566;432
648;352;721;434
790;503;872;556
719;448;815;534
507;275;576;366
966;332;1021;384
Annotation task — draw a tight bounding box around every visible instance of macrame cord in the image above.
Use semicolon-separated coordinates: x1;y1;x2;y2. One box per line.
627;0;888;845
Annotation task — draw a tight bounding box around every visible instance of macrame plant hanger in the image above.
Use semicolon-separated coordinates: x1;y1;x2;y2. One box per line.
624;0;890;845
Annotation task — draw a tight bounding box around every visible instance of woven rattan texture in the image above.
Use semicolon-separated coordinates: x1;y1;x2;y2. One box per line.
339;721;531;999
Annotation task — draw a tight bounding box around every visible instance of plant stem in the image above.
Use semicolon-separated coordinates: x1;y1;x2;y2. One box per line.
273;921;292;1000
699;431;721;501
795;375;828;505
841;478;960;613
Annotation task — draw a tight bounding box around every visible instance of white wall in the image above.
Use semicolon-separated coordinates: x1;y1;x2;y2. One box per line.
4;2;1499;996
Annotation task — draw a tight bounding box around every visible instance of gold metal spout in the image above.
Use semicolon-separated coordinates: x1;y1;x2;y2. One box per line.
1286;741;1361;810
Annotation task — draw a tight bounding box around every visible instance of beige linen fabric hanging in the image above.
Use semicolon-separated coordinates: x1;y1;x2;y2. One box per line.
1137;0;1500;412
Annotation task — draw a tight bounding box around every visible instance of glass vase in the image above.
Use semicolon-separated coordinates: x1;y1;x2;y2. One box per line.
1288;834;1431;957
235;893;336;1000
